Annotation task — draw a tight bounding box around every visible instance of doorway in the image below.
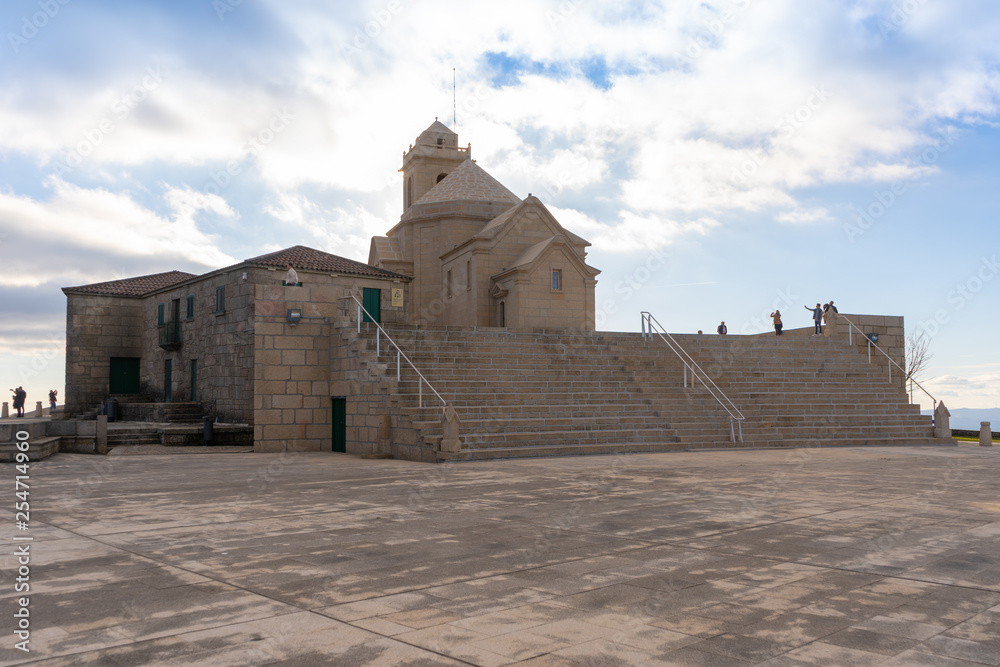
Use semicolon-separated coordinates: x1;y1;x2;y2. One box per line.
362;288;381;323
109;357;140;395
331;397;346;452
164;359;172;402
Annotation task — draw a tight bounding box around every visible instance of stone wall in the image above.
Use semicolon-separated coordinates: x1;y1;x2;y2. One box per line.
254;277;410;453
140;267;258;422
64;294;142;417
499;250;596;331
826;312;906;389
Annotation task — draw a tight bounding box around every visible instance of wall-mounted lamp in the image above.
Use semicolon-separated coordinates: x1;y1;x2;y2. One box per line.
241;272;248;281
867;332;879;344
286;309;302;325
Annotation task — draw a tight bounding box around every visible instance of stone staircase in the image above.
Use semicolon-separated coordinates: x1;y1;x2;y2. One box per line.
106;426;162;450
347;326;951;461
118;401;204;423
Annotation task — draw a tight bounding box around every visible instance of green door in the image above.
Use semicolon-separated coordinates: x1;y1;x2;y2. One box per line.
332;397;347;453
362;288;381;323
109;357;140;395
190;359;198;402
164;359;172;402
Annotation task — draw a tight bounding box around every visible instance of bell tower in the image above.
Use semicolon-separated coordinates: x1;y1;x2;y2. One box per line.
400;119;471;212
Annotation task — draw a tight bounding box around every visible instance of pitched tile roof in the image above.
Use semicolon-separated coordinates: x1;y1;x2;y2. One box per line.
413;160;520;206
62;271;197;297
244;245;410;279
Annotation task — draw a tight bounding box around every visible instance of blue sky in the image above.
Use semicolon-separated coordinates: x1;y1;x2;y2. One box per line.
1;0;998;412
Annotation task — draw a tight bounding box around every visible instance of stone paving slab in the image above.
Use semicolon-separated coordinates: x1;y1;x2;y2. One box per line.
2;445;999;665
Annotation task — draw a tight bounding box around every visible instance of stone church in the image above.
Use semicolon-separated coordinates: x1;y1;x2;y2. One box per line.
55;120;946;460
370;120;599;329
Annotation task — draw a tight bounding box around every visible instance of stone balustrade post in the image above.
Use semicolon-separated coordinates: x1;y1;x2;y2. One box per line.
96;414;108;455
981;422;993;447
440;406;461;453
934;401;951;439
1;402;7;419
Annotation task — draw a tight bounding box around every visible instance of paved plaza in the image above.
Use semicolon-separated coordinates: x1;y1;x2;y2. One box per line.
3;444;999;666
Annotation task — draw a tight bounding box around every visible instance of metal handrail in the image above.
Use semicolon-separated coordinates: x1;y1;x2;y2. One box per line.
341;295;447;410
838;314;937;412
640;312;745;443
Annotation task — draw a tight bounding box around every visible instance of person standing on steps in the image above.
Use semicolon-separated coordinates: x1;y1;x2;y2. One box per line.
771;310;783;335
49;389;58;412
805;303;823;335
717;321;728;335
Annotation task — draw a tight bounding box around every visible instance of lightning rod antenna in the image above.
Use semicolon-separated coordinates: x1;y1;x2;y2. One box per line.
453;68;457;132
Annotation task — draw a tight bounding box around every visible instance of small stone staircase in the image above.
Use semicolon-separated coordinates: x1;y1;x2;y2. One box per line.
345;325;950;462
158;402;204;423
107;426;161;450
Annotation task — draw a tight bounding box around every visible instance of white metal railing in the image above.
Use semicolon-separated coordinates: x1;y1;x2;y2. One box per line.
838;314;937;413
641;312;745;443
342;295;447;410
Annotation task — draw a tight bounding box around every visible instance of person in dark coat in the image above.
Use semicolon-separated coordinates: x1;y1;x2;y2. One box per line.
770;310;783;335
12;386;26;417
805;303;823;335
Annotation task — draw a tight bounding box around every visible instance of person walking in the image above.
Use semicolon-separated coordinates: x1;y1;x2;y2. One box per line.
717;321;728;335
770;310;783;336
805;303;823;335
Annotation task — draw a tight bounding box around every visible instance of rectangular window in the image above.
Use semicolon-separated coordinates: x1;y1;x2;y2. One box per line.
157;303;165;325
466;260;471;290
186;295;194;320
552;270;562;291
215;286;225;313
446;270;452;298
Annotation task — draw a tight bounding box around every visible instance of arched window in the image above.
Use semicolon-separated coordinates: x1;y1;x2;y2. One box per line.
436;173;448;183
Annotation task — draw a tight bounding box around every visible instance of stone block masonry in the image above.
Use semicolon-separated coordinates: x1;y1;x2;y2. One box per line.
253;278;410;454
63;295;143;416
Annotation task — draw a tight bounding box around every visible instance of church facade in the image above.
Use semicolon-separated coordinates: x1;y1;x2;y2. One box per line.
370;121;599;330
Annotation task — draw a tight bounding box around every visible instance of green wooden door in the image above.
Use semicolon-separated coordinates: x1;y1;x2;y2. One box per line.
331;397;346;453
109;357;140;395
190;359;198;402
164;359;172;402
362;288;381;323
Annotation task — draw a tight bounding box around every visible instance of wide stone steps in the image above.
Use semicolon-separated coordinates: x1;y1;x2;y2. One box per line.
348;326;948;461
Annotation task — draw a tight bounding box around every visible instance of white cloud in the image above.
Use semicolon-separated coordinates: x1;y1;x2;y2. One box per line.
549;205;718;253
776;207;833;224
925;373;1000;410
0;180;236;287
265;191;388;261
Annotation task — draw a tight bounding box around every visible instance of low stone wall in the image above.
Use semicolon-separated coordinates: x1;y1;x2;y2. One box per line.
953;428;998;439
46;420;97;453
825;312;905;389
